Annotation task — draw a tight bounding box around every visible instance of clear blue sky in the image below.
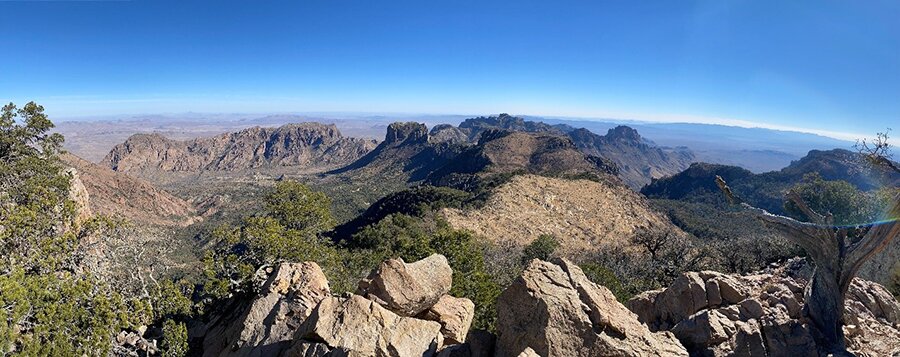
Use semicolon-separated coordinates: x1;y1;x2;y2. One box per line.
1;0;897;139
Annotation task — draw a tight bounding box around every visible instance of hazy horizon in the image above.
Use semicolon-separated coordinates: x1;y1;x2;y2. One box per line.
3;1;898;143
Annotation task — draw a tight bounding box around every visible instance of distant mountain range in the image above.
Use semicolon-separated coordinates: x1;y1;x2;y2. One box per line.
642;148;900;215
428;114;695;189
102;123;376;181
57;113;856;175
531;117;854;173
100;114;690;191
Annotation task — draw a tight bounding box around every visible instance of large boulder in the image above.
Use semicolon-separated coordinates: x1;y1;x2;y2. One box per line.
628;259;900;356
290;294;443;357
495;258;687;356
357;254;453;316
203;262;330;357
420;295;476;345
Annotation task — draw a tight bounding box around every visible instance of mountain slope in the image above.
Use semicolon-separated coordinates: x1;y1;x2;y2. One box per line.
441;174;684;253
61;153;198;226
102;123;376;178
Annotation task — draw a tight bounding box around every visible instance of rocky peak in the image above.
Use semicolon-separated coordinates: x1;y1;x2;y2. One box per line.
384;122;429;145
605;125;642;142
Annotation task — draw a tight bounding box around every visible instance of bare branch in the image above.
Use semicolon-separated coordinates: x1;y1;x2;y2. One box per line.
715;175;741;205
740;203;833;261
787;190;829;225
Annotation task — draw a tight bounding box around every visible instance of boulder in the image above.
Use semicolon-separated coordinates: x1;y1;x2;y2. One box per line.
495;258;687;357
203;262;330;357
671;310;733;350
420;295;475;345
626;260;900;356
292;295;443;357
357;254;453;316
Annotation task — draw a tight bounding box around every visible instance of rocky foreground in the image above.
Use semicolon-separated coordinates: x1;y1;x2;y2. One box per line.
140;255;899;357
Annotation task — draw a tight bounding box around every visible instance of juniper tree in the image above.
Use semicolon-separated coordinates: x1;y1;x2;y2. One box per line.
716;174;899;355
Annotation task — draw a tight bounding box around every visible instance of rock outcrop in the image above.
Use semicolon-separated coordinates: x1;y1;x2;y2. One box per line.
453;114;695;189
203;262;331;357
202;255;480;357
357;254;453;316
65;167;93;225
628;260;900;356
290;295;443;357
495;258;688;357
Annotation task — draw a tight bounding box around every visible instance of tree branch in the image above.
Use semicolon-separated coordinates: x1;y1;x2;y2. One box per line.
740;203;832;261
787;190;829;225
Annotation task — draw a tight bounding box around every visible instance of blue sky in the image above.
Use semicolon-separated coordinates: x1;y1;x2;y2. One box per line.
1;0;898;140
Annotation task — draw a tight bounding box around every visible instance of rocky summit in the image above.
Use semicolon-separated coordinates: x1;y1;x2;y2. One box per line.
189;253;900;357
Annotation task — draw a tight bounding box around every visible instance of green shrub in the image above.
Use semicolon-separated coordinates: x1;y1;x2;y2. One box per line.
161;319;189;357
522;234;560;263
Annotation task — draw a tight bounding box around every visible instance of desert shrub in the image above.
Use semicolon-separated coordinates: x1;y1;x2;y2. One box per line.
522;234;560;263
160;319;189;357
264;180;335;233
201;180;342;298
784;173;879;226
335;185;473;236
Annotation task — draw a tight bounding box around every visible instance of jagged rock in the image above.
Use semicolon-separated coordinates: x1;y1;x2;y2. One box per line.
496;258;687;357
627;260;900;356
429;124;469;145
420;295;475;345
291;295;443;357
65;168;93;224
384;122;429;145
357;254;453;316
203;262;330;357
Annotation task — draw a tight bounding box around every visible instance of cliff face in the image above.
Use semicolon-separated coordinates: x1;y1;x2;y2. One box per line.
102;123;376;177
